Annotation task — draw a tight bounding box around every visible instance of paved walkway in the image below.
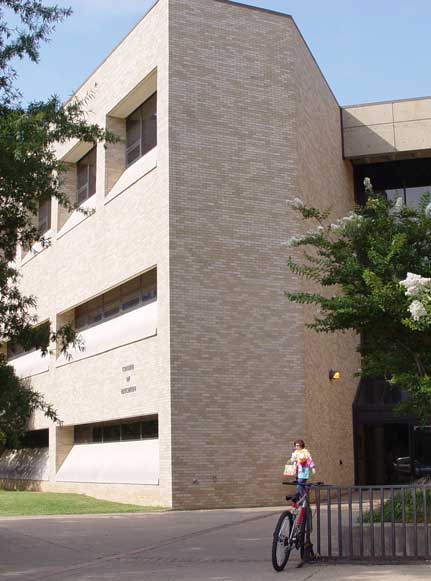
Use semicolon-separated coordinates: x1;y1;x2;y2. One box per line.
0;507;430;579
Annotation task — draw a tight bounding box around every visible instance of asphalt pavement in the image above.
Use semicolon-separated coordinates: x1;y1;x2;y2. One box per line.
1;507;431;580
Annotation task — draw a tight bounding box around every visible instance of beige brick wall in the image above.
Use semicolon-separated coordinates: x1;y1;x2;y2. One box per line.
291;24;360;487
169;0;307;509
15;0;172;508
8;0;359;510
168;0;358;509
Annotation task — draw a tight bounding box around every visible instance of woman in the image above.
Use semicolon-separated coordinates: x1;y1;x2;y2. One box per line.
290;439;316;498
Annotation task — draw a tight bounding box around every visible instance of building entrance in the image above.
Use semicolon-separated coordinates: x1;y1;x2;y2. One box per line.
353;380;431;485
356;423;410;485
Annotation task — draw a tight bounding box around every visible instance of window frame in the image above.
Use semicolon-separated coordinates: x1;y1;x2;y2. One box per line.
76;146;97;205
74;415;158;445
125;92;157;168
6;321;50;361
38;198;52;235
74;270;157;332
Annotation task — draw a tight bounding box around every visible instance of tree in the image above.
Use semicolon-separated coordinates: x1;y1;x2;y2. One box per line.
0;1;114;447
285;181;431;423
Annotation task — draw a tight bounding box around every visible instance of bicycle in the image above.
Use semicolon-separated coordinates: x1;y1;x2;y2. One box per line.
271;480;321;572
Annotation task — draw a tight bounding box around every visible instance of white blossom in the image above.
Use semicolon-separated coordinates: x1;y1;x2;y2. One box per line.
394;196;404;211
285;235;302;247
363;177;373;192
409;300;427;321
285;226;325;247
425;202;431;218
330;212;362;231
286;197;304;209
400;272;431;298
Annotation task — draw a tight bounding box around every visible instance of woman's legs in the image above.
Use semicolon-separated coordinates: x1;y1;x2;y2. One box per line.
297;478;308;498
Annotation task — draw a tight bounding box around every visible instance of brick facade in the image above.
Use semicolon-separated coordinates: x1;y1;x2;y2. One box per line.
4;0;360;509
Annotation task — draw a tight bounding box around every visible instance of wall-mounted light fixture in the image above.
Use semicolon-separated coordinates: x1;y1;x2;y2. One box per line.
329;369;341;381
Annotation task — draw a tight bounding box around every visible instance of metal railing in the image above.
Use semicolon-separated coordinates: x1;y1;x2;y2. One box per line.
313;483;431;560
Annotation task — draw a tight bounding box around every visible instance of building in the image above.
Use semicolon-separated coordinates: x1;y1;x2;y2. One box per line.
0;0;430;509
344;101;431;486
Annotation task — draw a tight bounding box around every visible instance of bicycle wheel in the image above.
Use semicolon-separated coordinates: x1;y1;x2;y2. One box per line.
271;510;293;572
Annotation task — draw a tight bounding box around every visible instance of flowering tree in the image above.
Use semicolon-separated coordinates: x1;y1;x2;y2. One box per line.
286;181;431;423
0;1;114;448
400;272;431;329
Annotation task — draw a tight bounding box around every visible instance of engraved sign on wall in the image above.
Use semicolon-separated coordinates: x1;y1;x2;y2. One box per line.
121;364;137;394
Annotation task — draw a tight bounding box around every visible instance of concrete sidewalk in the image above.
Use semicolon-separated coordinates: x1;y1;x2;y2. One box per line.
273;562;431;581
0;507;430;579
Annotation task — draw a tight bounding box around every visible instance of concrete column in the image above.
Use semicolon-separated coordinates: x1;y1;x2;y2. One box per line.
55;425;74;473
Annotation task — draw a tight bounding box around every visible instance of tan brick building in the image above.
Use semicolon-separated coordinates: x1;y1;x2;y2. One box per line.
1;0;430;508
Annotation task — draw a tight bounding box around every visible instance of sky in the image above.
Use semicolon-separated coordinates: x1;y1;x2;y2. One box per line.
13;0;431;106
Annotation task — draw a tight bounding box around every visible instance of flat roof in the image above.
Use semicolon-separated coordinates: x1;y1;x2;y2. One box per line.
343;95;431;109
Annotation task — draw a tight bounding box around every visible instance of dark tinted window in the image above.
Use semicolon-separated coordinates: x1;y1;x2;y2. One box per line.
142;418;158;439
22;429;49;448
355;159;431;207
93;426;103;443
103;424;121;442
73;415;158;444
121;422;141;441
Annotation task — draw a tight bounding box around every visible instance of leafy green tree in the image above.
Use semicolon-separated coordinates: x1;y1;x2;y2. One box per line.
286;182;431;423
0;1;113;448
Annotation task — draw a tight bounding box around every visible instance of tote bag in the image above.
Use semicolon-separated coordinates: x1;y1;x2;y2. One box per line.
283;462;296;477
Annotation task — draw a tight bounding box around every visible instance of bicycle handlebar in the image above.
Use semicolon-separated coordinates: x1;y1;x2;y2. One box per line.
282;481;325;486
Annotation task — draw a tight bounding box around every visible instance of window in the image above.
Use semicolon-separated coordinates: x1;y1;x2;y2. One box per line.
22;429;49;448
76;147;97;205
75;269;157;331
141;418;158;439
355;159;431;208
87;296;103;326
74;415;158;444
121;421;141;441
38;199;51;235
126;93;157;167
103;424;121;443
7;341;30;361
383;186;431;209
103;287;121;319
7;322;49;361
121;278;140;312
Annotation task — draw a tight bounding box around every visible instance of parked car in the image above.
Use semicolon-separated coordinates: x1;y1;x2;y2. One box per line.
393;456;431;478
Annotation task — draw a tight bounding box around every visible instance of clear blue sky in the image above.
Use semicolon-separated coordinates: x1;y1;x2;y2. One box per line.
14;0;431;106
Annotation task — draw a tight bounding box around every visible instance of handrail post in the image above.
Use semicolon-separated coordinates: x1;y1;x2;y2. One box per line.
348;487;353;558
316;485;321;556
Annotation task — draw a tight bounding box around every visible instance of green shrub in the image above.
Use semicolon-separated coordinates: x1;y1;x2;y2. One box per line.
362;489;431;523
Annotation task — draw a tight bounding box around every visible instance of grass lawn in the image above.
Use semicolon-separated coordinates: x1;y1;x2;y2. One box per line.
0;490;165;516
